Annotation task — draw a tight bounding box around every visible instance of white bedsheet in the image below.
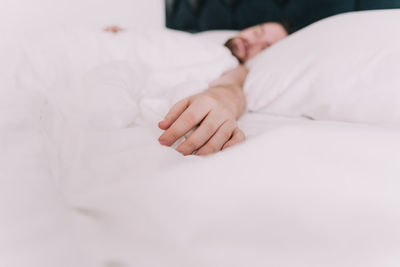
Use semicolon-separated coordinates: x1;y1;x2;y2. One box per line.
1;28;400;267
70;116;400;267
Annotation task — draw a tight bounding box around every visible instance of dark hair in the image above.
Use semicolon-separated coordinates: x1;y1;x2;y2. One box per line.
224;38;244;64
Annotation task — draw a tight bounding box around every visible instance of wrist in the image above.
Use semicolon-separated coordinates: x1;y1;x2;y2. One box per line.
207;84;246;120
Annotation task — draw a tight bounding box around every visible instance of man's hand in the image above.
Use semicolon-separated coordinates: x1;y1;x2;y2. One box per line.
158;91;245;156
158;65;248;156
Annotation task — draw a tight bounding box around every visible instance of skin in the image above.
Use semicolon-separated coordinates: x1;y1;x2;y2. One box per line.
224;22;288;63
158;65;248;156
104;25;124;33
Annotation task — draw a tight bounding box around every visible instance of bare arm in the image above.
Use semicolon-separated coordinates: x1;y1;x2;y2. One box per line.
158;65;248;156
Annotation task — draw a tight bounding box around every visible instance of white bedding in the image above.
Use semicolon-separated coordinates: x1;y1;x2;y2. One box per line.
245;10;400;126
0;0;164;32
2;12;400;267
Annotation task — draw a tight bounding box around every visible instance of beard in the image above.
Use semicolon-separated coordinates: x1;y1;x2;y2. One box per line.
224;38;245;64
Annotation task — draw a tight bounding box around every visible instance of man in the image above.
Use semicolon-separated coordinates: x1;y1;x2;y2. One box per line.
157;22;288;156
105;22;288;155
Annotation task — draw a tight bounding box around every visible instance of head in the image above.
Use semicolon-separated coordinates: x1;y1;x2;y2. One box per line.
224;22;288;63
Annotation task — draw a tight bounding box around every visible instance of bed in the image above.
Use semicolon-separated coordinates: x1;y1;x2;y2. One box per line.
1;1;400;267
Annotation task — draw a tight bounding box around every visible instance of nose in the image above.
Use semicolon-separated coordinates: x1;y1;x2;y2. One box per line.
251;41;269;52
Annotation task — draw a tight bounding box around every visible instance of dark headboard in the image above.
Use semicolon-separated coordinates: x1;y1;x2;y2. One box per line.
166;0;400;33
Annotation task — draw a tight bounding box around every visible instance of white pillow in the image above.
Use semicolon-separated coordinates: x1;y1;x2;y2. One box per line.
245;10;400;126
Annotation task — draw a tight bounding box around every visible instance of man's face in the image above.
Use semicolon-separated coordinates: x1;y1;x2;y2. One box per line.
225;22;288;63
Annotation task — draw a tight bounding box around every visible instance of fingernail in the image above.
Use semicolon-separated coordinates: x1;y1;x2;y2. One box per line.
159;119;170;128
158;137;167;146
176;147;186;155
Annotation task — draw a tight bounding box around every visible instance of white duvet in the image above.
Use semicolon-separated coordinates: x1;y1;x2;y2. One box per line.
1;19;400;267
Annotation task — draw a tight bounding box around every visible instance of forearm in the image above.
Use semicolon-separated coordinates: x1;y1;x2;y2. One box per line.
207;65;248;120
209;64;248;88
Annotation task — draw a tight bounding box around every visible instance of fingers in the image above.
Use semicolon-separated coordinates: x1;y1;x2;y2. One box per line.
158;93;246;155
222;127;246;151
158;100;210;147
175;110;228;156
158;98;190;130
195;120;238;156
